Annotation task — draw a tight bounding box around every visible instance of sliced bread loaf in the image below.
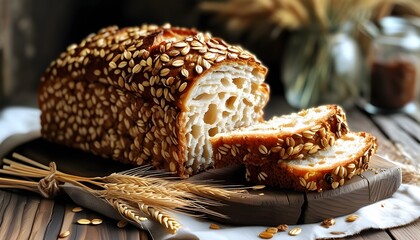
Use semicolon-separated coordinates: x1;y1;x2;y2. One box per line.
210;105;349;168
244;132;377;192
38;24;269;177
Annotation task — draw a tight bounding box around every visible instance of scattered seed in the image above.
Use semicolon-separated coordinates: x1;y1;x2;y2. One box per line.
209;223;220;229
252;185;266;190
265;227;278;234
288;227;302;236
59;230;70;238
77;219;91;225
345;214;359;222
72;207;83;213
321;218;336;228
259;231;274;239
117;220;128;228
91;218;103;225
277;224;288;232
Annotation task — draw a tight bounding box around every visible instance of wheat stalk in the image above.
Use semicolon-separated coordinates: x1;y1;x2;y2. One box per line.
201;0;420;36
0;153;250;233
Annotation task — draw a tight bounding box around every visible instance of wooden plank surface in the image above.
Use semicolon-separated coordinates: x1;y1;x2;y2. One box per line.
0;190;149;240
346;229;393;240
388;218;420;240
373;115;420;156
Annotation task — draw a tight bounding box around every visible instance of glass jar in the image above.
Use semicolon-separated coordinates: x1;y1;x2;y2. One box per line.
362;17;420;114
282;23;363;109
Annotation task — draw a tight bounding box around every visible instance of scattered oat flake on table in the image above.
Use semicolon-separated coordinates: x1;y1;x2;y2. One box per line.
265;227;278;233
321;218;336;228
77;218;91;225
258;231;274;239
277;224;288;231
58;230;70;238
209;223;220;229
288;227;302;236
346;214;359;222
91;218;103;225
117;220;128;228
72;206;83;213
252;185;266;190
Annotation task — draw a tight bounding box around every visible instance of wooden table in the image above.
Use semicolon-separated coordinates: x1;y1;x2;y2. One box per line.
0;97;419;239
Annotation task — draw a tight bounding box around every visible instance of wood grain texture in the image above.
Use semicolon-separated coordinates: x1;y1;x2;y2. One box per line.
346;229;393;240
0;189;150;240
29;199;55;240
373;115;420;161
388;218;420;240
182;165;304;226
391;114;420;142
304;175;370;223
303;157;401;223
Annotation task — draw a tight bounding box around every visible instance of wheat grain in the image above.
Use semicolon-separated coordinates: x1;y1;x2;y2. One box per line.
138;203;181;234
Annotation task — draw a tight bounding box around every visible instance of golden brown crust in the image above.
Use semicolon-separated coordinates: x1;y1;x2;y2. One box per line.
211;105;349;168
244;132;378;192
38;24;267;177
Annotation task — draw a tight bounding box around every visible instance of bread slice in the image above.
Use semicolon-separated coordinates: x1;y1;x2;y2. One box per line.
244;132;377;192
210;105;349;168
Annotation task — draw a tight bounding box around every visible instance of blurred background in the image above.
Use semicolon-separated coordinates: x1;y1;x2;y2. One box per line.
1;0;420;112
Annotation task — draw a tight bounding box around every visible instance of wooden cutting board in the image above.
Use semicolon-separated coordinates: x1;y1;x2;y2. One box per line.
1;138;401;226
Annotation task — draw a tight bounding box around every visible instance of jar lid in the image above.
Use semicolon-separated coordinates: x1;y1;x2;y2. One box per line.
375;17;420;50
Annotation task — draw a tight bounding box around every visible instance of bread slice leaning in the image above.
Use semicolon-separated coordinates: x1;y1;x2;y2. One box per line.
210;105;349;168
244;132;377;192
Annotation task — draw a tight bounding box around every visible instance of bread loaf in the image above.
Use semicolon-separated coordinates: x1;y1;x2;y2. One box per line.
211;105;349;168
244;132;378;192
38;24;269;177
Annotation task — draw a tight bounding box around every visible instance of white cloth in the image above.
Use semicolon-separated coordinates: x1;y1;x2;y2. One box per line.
1;107;419;240
154;185;420;240
0;107;41;143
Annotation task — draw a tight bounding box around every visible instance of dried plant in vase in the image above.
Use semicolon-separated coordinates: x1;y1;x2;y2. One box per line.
0;153;249;234
201;0;420;109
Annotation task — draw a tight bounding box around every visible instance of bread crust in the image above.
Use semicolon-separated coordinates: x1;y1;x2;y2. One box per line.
38;24;268;177
244;132;378;192
211;105;349;168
